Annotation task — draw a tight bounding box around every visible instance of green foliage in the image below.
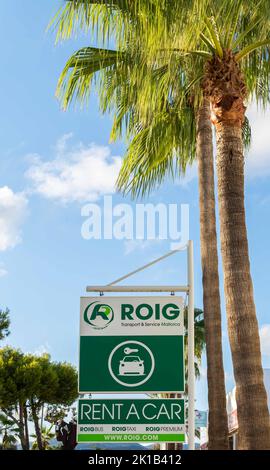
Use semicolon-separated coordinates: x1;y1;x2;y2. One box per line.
31;424;55;450
57;46;120;110
53;1;270;113
0;348;34;406
49;0;206;53
51;0;270;200
0;412;19;449
0;308;10;341
0;432;17;450
117;107;196;198
0;348;78;409
184;308;205;379
0;347;77;408
50;361;78;406
45;404;71;423
0;347;78;450
49;0;138;45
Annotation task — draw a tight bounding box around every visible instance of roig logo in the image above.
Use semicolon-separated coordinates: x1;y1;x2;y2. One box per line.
84;302;114;329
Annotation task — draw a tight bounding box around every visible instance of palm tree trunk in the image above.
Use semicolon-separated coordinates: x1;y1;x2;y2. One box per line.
31;401;43;450
23;402;30;450
196;98;229;449
215;120;270;449
18;402;28;450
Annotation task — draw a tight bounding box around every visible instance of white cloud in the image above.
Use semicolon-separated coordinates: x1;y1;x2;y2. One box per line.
124;240;152;255
32;342;51;357
246;104;270;177
25;134;122;203
199;366;207;379
0;186;28;251
225;371;234;382
177;162;198;186
124;239;163;255
260;324;270;356
25;342;51;357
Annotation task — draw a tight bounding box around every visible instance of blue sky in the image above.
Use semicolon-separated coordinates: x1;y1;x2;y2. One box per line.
0;1;270;412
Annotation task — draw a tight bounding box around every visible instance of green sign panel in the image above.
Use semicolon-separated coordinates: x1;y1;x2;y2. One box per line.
77;398;185;443
79;297;184;393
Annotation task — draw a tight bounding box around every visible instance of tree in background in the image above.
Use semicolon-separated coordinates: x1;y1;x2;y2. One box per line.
0;347;78;450
29;359;78;450
0;308;10;341
0;348;33;449
31;423;55;450
45;404;72;424
0;412;20;450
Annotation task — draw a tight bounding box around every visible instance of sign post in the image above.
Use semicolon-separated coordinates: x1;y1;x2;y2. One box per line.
187;240;195;450
83;240;195;449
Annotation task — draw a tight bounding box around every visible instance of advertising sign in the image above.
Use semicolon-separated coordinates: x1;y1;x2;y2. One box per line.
79;296;184;393
77;398;185;443
195;410;208;428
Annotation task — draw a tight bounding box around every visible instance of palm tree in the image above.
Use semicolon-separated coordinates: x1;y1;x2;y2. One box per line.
0;413;19;450
196;99;229;449
31;423;55;450
190;2;270;449
51;2;229;449
51;0;270;448
1;432;17;450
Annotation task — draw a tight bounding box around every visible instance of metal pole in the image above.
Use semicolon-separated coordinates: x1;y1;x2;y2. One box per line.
187;240;195;450
86;285;189;293
108;249;183;286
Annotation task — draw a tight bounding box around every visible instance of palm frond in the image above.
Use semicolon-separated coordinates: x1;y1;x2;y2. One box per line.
53;0;270;215
235;38;270;61
56;46;123;109
225;0;242;48
242;116;252;151
231;17;263;51
117;106;196;198
49;0;129;44
200;33;215;54
204;16;223;58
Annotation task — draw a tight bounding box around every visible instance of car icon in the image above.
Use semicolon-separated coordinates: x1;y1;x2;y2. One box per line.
118;355;145;376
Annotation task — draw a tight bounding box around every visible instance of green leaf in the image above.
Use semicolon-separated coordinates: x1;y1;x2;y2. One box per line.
235;38;270;61
226;0;242;48
231;17;263;51
204;16;223;58
200;33;215;54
